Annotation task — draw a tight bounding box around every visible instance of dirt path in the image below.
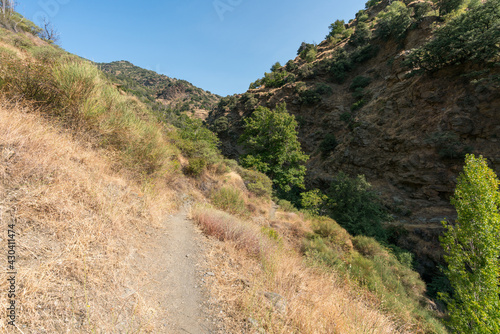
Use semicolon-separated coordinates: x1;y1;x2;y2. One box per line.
134;203;214;333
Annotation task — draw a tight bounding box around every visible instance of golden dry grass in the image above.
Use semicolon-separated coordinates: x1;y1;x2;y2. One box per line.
0;100;177;333
192;206;406;334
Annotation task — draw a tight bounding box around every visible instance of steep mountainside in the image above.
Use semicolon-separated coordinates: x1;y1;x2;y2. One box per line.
99;60;220;119
207;0;500;280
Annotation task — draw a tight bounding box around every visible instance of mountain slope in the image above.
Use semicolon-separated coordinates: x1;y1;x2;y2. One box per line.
98;60;220;120
207;0;500;282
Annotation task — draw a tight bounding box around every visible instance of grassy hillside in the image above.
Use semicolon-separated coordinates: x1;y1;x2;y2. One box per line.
98;60;220;120
0;9;448;333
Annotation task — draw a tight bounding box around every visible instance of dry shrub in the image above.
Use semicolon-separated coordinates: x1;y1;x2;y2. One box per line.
191;206;271;258
0;101;176;332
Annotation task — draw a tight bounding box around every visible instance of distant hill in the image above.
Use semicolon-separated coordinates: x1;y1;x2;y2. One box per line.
98;60;220;119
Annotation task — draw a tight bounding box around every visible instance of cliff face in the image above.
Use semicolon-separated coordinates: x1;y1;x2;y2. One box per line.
207;1;500;279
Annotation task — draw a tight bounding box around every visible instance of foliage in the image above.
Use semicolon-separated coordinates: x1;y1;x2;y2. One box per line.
375;1;413;41
185;157;207;177
365;0;381;8
304;217;447;334
351;44;380;63
239;103;309;195
298;42;318;62
329;49;353;83
301;189;328;215
315;83;333;96
326;19;346;39
285;59;298;72
319;133;338;158
349;75;372;91
211;187;247;216
325;172;388;242
270;61;282;72
299;89;321;105
237;167;273;198
437;0;466;16
406;0;500;72
348;22;371;47
175;116;221;164
440;154;500;333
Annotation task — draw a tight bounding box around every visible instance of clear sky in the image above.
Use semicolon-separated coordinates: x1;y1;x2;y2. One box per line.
17;0;367;96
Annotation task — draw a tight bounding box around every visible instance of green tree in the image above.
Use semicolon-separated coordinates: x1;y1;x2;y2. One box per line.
238;103;309;195
326;19;346;39
325;172;388;241
440;154;500;333
376;1;413;41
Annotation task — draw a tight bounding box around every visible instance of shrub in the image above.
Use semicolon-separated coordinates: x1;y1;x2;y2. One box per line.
270;61;282;72
213;116;229;133
238;168;273;198
297;63;315;79
285;59;298;72
325;172;388;242
211;187;247;215
365;0;381;8
315;83;333;96
329;49;352;83
406;0;500;72
376;1;414;41
348;22;371;47
351;99;366;111
326;19;346;39
184;157;207;177
277;199;298;213
319;133;338;158
299;90;321;105
300;189;328;215
349;75;372;91
351;44;380;64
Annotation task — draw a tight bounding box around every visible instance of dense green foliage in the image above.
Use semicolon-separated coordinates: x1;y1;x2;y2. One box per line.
440;155;500;333
319;133;338;158
348;22;371;47
406;0;500;72
375;1;413;41
325;173;389;242
239;103;308;196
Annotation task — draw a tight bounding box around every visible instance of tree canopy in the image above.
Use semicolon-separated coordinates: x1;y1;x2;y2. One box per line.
238;103;308;196
440;154;500;333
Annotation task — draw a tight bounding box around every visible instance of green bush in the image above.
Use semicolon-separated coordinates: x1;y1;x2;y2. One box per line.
325;172;388;242
319;133;338;158
299;90;321;105
376;1;413;41
351;44;380;64
326;19;346;40
270;61;282;72
185;158;207;177
406;0;499;72
285;59;298;72
211;187;247;215
238;168;273;198
349;75;372;91
328;49;353;83
351;99;366;111
315;83;333;96
365;0;381;8
300;189;328;215
348;22;371;47
277;199;299;213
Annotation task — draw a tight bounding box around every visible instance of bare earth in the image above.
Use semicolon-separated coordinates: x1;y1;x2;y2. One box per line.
133;204;214;333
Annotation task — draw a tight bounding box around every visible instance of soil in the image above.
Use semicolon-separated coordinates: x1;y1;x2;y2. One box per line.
131;201;218;333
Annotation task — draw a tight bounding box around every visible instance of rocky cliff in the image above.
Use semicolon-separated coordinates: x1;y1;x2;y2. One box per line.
207;0;500;280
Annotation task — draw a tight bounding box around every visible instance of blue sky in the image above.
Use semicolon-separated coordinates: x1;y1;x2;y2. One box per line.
18;0;367;96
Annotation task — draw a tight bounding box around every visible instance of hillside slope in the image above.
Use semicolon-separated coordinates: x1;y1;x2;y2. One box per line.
207;0;500;281
0;9;448;333
99;60;220;120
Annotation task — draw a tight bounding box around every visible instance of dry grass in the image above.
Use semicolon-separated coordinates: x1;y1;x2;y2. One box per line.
192;207;405;334
0;100;177;333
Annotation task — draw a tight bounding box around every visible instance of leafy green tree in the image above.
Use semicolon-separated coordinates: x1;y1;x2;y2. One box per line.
326;19;346;39
325;172;388;242
440;154;500;333
348;21;371;47
376;1;413;41
437;0;466;16
270;61;282;72
301;189;327;215
238;103;309;195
